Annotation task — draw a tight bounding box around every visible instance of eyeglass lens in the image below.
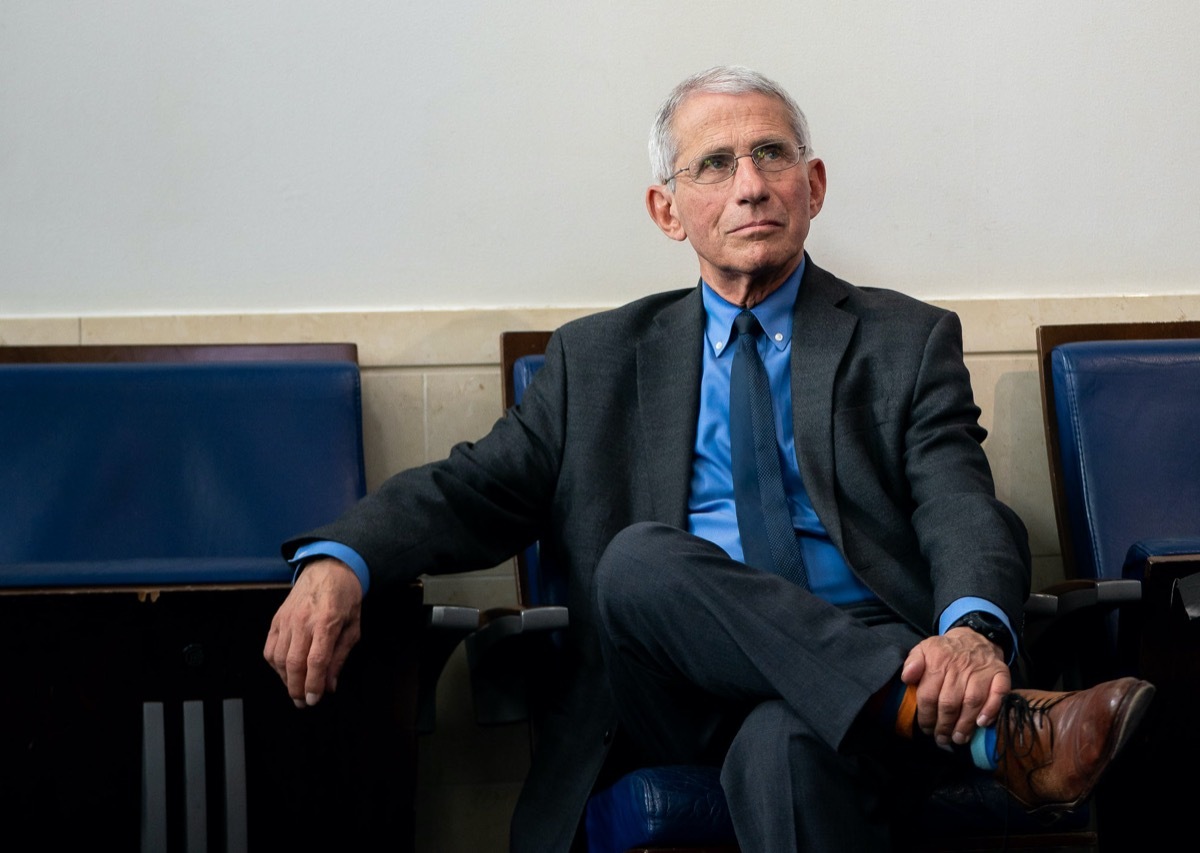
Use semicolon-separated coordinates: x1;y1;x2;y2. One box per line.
684;142;803;184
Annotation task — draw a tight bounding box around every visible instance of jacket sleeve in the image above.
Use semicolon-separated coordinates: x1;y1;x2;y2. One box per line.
903;310;1031;634
282;333;570;589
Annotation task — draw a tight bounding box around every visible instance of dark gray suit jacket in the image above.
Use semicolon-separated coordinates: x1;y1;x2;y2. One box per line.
288;258;1031;852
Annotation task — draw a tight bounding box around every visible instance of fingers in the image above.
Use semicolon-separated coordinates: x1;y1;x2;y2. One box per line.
912;656;944;742
908;630;1009;748
945;627;1008;735
974;669;1010;730
301;609;362;704
944;669;989;747
325;617;362;696
263;594;318;708
301;621;334;707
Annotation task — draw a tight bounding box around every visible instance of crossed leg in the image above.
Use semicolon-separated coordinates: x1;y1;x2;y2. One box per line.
594;521;932;852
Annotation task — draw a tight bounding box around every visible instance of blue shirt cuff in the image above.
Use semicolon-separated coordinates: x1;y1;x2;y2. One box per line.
938;596;1018;664
290;540;370;596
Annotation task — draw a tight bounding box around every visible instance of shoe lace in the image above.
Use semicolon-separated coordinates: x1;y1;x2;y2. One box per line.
994;690;1067;764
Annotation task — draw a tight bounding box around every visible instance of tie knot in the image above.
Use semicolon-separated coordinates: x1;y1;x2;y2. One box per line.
734;310;763;340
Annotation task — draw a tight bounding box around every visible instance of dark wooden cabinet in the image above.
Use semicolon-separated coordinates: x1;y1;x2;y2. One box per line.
0;581;422;852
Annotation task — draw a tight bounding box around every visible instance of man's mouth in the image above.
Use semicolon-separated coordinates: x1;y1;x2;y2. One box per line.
731;220;782;234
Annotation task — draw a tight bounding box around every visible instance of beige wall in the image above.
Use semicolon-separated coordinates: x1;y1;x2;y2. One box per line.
4;292;1199;849
9;6;1200;317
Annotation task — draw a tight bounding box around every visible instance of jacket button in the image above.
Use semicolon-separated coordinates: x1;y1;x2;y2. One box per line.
603;728;614;745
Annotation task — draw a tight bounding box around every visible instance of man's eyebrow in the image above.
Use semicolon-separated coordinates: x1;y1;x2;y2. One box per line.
691;142;735;155
747;135;793;148
695;135;792;154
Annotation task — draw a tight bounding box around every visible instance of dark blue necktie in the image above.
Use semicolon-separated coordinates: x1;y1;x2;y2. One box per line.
729;310;809;588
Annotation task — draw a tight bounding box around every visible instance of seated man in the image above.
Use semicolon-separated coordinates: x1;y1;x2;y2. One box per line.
264;65;1153;852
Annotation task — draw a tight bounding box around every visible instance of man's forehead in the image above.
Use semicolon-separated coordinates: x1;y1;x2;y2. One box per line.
672;91;793;151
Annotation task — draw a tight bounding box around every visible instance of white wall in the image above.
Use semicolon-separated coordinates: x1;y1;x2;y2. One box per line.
3;1;1199;316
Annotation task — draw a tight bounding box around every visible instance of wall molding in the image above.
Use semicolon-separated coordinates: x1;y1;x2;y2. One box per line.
3;293;1199;364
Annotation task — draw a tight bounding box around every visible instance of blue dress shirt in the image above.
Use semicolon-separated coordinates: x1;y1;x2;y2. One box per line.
687;260;875;605
291;539;370;595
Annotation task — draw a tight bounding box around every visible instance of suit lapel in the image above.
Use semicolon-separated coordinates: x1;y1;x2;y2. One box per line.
637;287;705;528
790;261;856;552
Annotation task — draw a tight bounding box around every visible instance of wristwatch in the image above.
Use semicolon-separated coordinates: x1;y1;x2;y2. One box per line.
948;610;1014;660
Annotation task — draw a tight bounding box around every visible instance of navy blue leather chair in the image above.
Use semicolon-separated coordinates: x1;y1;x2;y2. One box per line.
1038;324;1200;587
1035;322;1200;848
0;351;364;588
456;331;1135;853
0;344;423;852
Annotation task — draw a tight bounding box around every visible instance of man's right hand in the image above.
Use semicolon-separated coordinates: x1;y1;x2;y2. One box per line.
263;557;363;708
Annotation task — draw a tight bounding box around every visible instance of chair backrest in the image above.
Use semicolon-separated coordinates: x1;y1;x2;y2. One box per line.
0;343;366;588
0;342;357;365
1037;322;1200;582
500;331;560;608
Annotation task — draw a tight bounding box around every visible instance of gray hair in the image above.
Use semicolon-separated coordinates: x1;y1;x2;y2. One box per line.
648;65;813;185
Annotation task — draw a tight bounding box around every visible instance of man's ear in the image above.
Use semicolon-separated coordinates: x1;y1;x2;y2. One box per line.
646;184;688;242
806;158;827;218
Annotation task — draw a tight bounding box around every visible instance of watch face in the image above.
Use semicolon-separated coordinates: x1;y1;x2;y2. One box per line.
952;612;1011;657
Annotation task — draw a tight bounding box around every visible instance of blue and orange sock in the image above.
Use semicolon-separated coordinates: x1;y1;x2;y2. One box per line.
869;679;918;738
970;725;998;770
872;677;998;769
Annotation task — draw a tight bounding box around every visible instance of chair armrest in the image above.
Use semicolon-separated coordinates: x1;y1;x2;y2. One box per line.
464;605;569;726
1124;537;1200;578
1118;546;1200;683
417;604;481;734
1120;539;1200;635
1019;579;1143;690
1036;578;1143;612
1023;579;1142;637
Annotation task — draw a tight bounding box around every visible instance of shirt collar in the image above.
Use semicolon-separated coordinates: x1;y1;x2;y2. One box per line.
701;257;805;358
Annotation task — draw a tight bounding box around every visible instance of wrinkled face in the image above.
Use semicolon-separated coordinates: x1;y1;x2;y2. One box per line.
647;91;826;303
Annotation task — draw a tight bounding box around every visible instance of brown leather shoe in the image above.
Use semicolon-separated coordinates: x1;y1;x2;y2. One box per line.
993;676;1155;814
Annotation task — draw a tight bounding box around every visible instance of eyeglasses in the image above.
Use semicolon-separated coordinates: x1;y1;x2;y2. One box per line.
668;142;806;185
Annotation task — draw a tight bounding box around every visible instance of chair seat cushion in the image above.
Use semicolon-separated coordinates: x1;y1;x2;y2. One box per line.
585;765;735;853
586;763;1094;852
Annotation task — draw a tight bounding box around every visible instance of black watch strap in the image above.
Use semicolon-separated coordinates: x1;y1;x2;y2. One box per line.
948;610;1014;660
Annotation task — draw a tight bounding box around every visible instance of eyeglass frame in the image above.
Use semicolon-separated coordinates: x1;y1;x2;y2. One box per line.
666;141;808;186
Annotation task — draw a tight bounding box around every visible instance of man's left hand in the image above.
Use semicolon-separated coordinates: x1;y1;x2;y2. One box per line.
900;628;1009;748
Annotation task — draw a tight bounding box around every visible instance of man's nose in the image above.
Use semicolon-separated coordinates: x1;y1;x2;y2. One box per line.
731;156;769;202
